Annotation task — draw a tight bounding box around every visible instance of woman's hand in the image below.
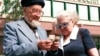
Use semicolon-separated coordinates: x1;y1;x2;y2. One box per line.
50;41;59;51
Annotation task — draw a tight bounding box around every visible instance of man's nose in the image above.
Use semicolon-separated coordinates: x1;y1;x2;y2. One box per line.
60;26;64;29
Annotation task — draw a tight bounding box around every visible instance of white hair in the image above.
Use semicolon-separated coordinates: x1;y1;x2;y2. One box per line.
57;10;79;24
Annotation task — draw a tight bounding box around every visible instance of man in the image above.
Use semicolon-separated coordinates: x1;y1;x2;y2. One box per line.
3;0;59;56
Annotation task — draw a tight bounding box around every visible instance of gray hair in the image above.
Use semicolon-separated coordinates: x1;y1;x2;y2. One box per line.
57;10;79;25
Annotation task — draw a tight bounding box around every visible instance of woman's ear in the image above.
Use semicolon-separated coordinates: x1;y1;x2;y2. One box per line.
71;18;76;26
69;19;74;25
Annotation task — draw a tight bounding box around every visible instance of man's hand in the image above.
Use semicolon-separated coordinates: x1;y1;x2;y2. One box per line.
48;35;60;51
38;39;52;50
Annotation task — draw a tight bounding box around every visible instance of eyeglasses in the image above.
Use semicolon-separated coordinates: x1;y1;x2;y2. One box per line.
56;22;69;29
28;8;44;16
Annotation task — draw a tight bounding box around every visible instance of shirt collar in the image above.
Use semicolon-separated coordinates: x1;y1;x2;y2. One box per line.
62;25;79;46
69;25;79;40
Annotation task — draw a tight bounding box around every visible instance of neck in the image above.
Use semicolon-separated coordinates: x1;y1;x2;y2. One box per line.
63;33;70;42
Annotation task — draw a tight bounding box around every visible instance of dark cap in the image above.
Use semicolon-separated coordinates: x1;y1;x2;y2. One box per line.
21;0;45;8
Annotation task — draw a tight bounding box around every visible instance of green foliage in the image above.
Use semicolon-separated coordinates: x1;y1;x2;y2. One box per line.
0;0;23;20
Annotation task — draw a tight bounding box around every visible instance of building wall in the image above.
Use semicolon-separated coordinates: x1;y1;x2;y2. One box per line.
40;21;100;35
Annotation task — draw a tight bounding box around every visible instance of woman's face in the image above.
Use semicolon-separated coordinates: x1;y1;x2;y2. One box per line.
57;16;74;37
23;4;43;22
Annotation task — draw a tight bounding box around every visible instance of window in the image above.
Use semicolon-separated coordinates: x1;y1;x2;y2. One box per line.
43;1;51;16
53;2;64;17
66;3;76;12
79;5;88;20
90;7;99;21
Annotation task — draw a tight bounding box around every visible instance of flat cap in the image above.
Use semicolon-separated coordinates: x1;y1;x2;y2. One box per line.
21;0;45;8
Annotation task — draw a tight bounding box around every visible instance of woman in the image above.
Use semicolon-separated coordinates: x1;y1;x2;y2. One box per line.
55;10;99;56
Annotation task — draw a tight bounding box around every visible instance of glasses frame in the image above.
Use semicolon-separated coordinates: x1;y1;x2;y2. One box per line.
27;7;44;16
56;22;69;29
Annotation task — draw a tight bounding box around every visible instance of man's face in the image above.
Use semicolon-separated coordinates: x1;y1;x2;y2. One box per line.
23;4;43;22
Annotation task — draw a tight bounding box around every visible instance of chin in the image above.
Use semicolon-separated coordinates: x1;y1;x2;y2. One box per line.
63;31;71;36
31;20;41;27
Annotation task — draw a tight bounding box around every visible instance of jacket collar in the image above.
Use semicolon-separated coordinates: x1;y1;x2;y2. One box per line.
17;18;36;42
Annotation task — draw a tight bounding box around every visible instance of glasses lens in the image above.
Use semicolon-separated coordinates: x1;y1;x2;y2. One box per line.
56;24;61;29
56;22;68;29
62;22;68;27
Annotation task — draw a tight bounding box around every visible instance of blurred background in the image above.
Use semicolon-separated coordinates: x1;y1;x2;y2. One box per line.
0;0;100;55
